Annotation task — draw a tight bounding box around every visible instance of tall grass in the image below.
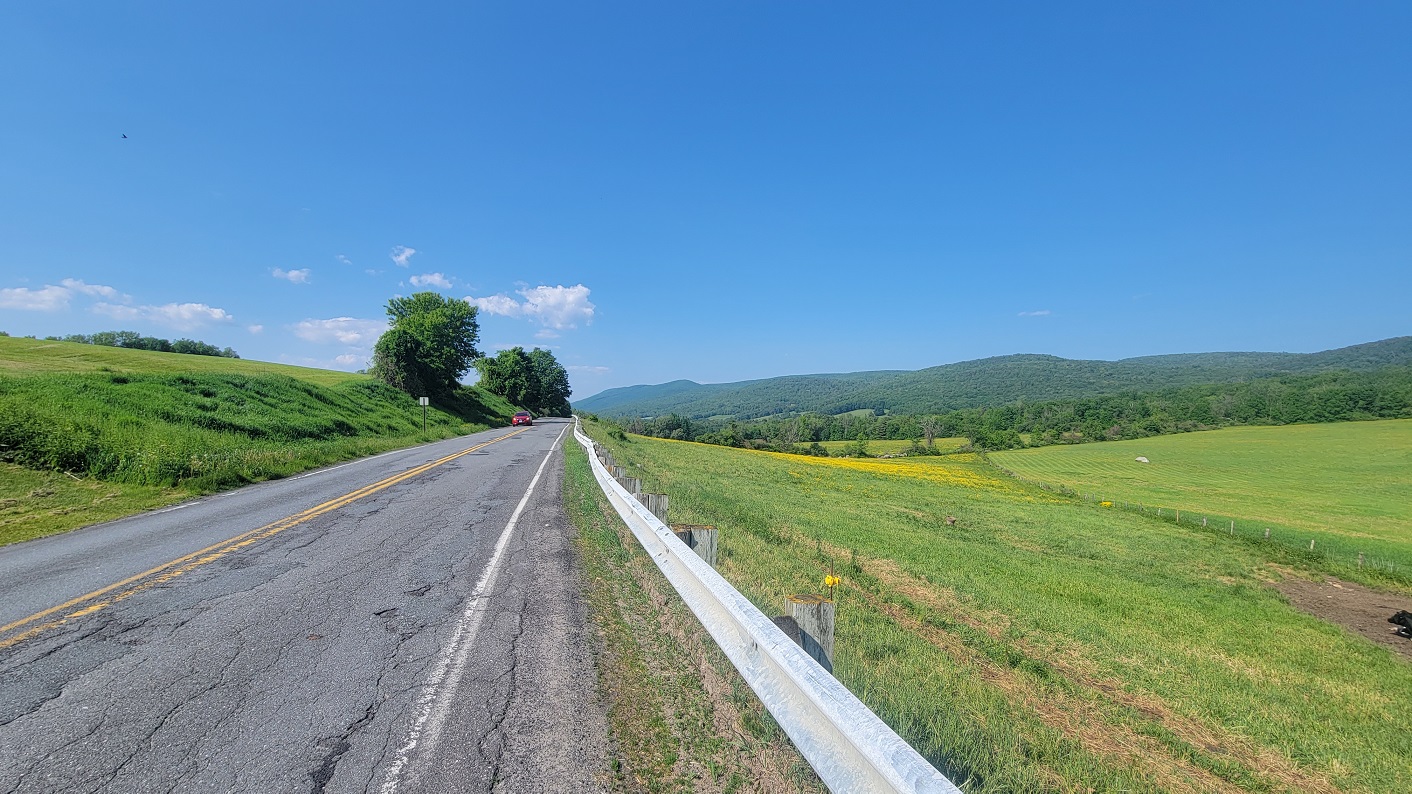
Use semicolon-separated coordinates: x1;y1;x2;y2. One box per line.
0;370;516;491
582;420;1412;793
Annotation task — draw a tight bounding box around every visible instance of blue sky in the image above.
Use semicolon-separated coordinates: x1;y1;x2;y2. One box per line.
2;2;1408;401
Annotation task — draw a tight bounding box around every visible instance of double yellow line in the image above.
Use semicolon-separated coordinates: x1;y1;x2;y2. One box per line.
0;428;530;650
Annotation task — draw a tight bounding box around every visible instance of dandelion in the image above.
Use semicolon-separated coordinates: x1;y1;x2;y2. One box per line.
1100;501;1114;508
824;572;840;600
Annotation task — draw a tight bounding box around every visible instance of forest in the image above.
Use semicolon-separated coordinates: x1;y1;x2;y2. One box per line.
604;367;1412;453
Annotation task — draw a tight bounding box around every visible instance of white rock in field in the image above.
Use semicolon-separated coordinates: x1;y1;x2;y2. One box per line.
1135;456;1150;463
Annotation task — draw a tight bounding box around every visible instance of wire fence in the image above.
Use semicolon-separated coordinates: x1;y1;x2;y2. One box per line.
990;465;1410;584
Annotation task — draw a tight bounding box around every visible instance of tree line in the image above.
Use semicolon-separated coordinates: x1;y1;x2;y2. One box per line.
609;368;1412;453
44;330;239;358
367;291;571;416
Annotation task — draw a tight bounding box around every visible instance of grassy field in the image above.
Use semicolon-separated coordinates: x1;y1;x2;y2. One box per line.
0;336;364;385
992;421;1412;579
812;437;970;455
582;419;1412;793
0;337;519;545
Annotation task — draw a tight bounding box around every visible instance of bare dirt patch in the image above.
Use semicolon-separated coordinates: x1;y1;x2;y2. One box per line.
1271;569;1412;660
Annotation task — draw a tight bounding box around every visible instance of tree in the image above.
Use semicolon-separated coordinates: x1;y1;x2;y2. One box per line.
370;292;481;396
918;415;942;447
527;348;572;416
475;346;573;415
475;347;535;407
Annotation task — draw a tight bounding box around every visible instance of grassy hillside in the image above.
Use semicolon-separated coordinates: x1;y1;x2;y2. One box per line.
0;336;519;544
992;420;1412;573
0;335;363;385
576;336;1412;419
582;420;1412;793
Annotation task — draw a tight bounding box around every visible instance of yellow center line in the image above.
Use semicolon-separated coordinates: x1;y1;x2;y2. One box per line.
0;428;531;649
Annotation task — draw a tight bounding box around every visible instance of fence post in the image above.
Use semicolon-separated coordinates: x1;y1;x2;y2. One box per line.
1265;528;1270;539
616;476;641;495
636;492;669;523
1359;552;1365;569
789;593;836;673
670;523;719;568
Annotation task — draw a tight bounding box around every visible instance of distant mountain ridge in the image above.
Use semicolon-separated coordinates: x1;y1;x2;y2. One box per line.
575;336;1412;419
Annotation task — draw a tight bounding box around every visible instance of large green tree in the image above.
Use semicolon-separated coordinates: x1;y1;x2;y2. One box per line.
528;347;572;415
369;292;481;396
475;346;572;415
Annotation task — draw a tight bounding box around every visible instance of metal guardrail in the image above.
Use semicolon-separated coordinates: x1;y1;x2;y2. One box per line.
573;421;962;794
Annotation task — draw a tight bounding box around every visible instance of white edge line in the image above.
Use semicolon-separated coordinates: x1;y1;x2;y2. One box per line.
378;424;568;794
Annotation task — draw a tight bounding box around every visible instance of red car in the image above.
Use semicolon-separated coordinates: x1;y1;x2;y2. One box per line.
511;411;533;427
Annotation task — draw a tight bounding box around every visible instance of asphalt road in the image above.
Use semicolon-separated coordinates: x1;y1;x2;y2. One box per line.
0;418;610;793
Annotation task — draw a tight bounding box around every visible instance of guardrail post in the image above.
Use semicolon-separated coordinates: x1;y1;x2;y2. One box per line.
616;476;641;495
670;523;719;568
789;594;835;673
636;492;669;523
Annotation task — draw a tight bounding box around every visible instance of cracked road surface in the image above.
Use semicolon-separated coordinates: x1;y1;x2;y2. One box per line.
0;419;610;793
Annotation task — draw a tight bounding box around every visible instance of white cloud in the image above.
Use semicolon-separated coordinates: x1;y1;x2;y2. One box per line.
247;324;265;334
93;301;235;331
410;272;452;288
567;365;610;374
336;254;353;266
390;245;417;267
279;354;367;372
92;300;234;329
0;284;73;311
291;317;387;345
0;278;129;311
60;278;124;300
534;328;560;339
468;294;523;317
1017;309;1052;317
273;268;312;284
467;284;595;330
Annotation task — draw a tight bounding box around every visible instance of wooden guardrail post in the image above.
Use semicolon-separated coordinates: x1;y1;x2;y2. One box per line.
636;492;669;523
616;476;641;495
670;523;719;568
788;593;835;673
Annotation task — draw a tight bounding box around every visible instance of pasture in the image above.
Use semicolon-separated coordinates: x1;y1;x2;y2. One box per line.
585;420;1412;793
992;420;1412;580
811;437;969;455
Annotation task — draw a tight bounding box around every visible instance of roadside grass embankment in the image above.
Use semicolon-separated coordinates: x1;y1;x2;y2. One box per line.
579;418;1412;794
991;420;1412;589
560;438;825;794
0;338;518;545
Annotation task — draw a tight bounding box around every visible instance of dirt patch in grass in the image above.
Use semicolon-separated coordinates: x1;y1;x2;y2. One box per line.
1271;568;1412;660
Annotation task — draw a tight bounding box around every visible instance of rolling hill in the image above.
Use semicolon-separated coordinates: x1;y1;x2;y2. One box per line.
575;336;1412;419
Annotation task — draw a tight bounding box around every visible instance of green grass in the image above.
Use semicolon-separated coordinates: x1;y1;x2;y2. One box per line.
561;436;825;792
812;437;969;455
0;335;365;386
582;419;1412;793
0;463;188;545
0;336;520;544
992;420;1412;581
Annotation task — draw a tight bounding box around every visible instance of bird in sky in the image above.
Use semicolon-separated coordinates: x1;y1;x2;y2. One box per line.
121;134;127;138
